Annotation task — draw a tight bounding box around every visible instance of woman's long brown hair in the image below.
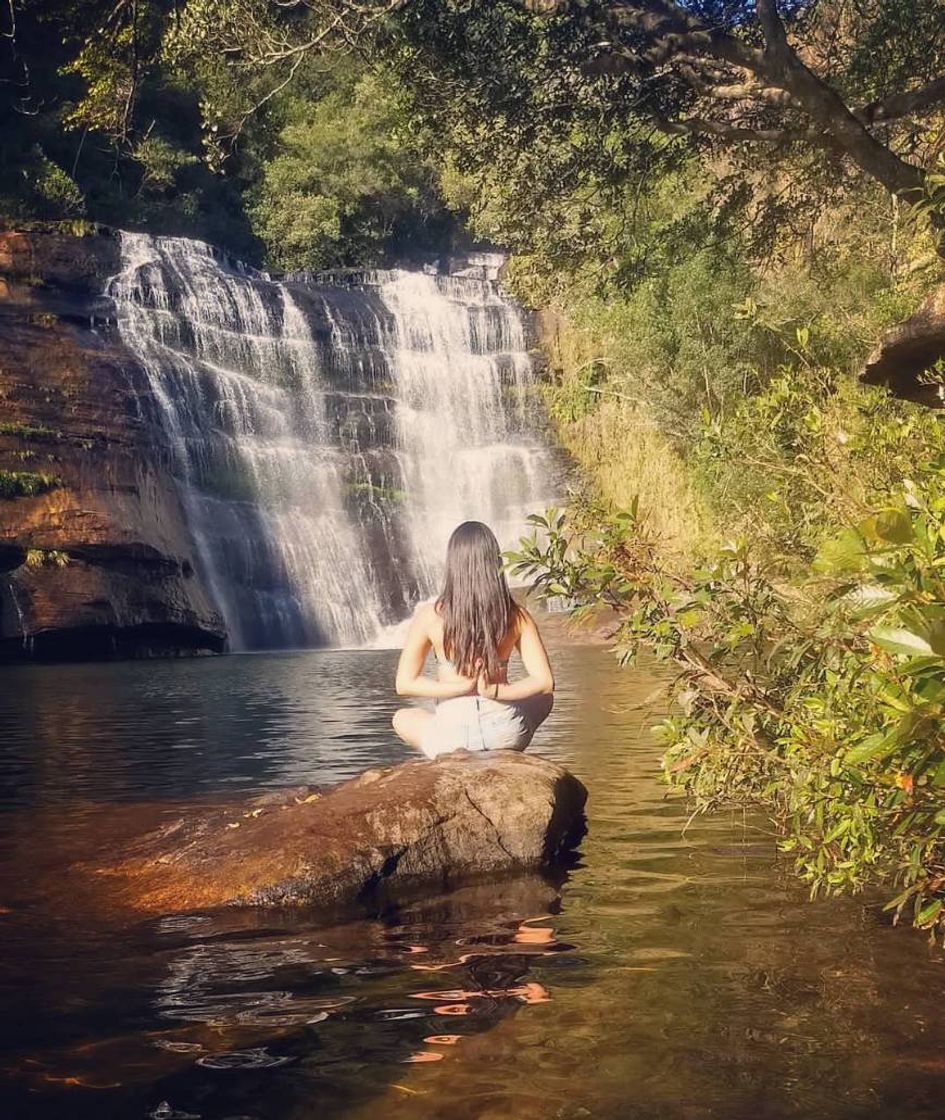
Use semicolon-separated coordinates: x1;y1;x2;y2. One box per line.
436;521;520;682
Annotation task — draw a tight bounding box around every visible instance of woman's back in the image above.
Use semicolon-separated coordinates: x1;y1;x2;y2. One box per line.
392;520;554;759
422;602;520;685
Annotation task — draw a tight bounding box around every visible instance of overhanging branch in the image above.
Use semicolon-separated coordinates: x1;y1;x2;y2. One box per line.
651;111;824;147
858;77;945;125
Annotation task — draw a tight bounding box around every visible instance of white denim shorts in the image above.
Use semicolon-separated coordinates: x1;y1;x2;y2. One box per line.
419;693;553;760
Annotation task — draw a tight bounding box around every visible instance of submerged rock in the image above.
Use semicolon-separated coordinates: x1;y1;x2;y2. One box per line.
85;752;587;916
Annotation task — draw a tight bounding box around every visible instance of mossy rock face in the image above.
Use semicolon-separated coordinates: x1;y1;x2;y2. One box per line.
0;226;120;291
0;470;61;499
0;227;226;659
345;480;408;504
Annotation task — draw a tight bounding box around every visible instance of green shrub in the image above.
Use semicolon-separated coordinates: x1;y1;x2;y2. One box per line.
692;368;944;566
30;149;86;218
0;471;62;499
509;475;945;940
24;549;69;568
0;422;58;440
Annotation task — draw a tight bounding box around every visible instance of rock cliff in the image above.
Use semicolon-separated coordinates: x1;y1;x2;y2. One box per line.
0;226;224;660
861;284;945;406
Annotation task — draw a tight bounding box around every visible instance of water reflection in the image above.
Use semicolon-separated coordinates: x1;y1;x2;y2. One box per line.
1;865;571;1116
0;650;411;811
3;644;945;1119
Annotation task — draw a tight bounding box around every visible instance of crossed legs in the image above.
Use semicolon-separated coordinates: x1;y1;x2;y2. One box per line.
392;693;554;754
392;706;432;750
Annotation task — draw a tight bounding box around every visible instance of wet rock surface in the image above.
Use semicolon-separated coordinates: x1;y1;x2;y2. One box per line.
0;227;225;660
83;752;588;916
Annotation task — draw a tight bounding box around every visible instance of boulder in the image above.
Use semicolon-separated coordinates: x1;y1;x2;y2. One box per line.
83;752;587;916
862;284;945;406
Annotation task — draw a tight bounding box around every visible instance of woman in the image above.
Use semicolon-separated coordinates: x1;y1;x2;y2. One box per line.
392;521;554;759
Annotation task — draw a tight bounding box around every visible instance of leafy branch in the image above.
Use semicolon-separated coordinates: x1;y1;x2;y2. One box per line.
507;476;945;939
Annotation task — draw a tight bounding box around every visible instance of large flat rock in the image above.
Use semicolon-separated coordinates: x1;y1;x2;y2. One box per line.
84;752;587;916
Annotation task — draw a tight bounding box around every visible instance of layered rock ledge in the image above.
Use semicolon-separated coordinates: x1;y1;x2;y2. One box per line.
862;284;945;406
83;752;587;916
0;226;225;660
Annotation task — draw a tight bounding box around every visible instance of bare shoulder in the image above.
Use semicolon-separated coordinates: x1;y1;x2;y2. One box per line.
414;600;441;633
514;604;540;635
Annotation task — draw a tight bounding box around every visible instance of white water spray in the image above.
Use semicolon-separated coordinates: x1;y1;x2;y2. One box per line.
107;236;555;649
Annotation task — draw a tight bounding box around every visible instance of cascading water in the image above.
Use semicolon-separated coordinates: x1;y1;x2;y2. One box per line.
377;259;549;590
107;235;556;650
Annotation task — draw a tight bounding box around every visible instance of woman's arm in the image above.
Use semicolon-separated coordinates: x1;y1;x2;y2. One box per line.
395;607;477;700
478;608;554;702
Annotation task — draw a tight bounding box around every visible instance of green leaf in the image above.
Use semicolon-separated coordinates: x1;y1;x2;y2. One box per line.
916;899;943;926
824;818;851;842
845;729;901;764
842;583;897;618
869;626;934;658
898;656;945;677
874;683;913;713
863;509;914;545
813;528;866;573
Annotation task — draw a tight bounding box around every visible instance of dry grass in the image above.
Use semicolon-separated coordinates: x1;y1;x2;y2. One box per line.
537;308;715;556
556;397;714;555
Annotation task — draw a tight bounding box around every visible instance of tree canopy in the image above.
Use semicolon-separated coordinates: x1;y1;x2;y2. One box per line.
4;0;945;267
154;1;945;203
0;0;456;263
382;0;945;275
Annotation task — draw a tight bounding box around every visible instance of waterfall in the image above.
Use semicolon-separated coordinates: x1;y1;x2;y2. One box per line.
106;235;555;651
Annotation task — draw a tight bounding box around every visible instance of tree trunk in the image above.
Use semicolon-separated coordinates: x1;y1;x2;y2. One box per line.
754;0;927;203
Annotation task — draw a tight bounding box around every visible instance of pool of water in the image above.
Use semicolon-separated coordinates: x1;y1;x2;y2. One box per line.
1;641;945;1119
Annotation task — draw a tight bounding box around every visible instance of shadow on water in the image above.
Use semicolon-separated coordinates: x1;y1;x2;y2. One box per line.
3;640;945;1119
0;871;576;1118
